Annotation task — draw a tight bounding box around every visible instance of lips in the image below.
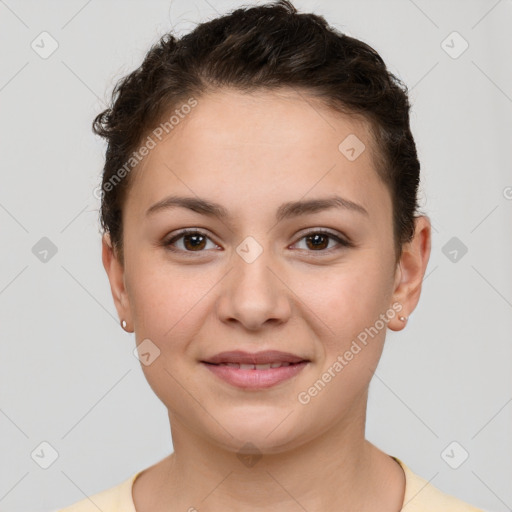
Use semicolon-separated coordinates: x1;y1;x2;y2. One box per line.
201;350;310;389
211;361;295;370
202;350;308;366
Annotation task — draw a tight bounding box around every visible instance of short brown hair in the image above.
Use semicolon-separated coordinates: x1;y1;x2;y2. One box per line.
93;0;421;264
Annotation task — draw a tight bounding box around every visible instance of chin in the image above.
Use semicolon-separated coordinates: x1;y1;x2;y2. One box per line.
203;408;310;455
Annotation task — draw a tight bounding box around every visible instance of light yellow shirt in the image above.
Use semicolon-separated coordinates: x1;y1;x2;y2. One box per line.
57;457;484;511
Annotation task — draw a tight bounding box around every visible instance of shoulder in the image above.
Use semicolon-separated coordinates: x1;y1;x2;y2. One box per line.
56;471;141;512
394;457;484;512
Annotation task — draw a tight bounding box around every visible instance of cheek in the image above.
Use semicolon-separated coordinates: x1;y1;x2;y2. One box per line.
298;253;394;399
128;262;213;342
125;249;233;387
301;255;393;340
125;262;215;414
127;240;394;354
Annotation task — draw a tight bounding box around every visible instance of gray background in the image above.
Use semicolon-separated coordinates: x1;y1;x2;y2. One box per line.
1;0;511;511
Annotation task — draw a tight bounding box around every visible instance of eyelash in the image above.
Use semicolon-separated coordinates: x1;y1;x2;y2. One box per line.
163;228;353;256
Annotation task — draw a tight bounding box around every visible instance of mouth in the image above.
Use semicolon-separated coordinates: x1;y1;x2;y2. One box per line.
202;349;309;365
200;350;310;389
203;361;301;370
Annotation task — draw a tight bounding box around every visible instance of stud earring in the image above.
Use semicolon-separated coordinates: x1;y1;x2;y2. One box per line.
121;319;128;331
399;316;408;322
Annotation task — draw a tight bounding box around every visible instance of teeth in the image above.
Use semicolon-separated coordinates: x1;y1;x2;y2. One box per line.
217;362;296;369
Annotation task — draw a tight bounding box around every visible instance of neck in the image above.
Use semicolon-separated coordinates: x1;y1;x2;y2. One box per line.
134;405;405;512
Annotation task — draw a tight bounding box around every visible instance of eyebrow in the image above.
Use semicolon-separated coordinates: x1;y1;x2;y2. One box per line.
146;194;369;221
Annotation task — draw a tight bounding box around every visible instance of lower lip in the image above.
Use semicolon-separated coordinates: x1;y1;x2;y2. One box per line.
202;362;309;389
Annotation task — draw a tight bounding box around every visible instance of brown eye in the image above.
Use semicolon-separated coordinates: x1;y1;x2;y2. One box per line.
181;233;207;251
165;230;218;254
305;233;330;250
293;230;352;253
164;228;352;257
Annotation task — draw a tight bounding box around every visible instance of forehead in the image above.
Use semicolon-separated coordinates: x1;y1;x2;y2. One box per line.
125;88;389;221
163;87;374;156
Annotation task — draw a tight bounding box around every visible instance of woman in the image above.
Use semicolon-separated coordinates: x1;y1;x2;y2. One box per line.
58;1;483;510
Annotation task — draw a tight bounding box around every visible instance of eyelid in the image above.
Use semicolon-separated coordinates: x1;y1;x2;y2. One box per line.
163;227;353;255
294;227;353;246
164;228;219;254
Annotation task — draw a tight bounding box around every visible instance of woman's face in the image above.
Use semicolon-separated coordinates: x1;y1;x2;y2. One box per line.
105;88;418;453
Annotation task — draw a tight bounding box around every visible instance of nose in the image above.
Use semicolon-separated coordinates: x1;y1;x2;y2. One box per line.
215;247;292;332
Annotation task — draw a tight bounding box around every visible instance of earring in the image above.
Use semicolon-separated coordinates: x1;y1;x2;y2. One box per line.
399;316;408;322
121;319;128;331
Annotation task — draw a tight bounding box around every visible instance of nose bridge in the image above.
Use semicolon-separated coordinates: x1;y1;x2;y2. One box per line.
217;235;291;329
233;235;279;300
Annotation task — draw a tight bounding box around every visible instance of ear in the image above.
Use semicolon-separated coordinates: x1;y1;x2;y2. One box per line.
102;233;133;331
388;215;431;331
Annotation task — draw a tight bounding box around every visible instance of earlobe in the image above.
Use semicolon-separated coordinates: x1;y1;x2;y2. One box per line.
101;233;133;331
388;216;432;332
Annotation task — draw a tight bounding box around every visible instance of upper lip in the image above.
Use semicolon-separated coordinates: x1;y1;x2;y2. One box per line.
202;350;308;365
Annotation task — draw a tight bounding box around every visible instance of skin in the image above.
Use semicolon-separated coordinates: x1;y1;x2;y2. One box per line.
102;88;431;511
